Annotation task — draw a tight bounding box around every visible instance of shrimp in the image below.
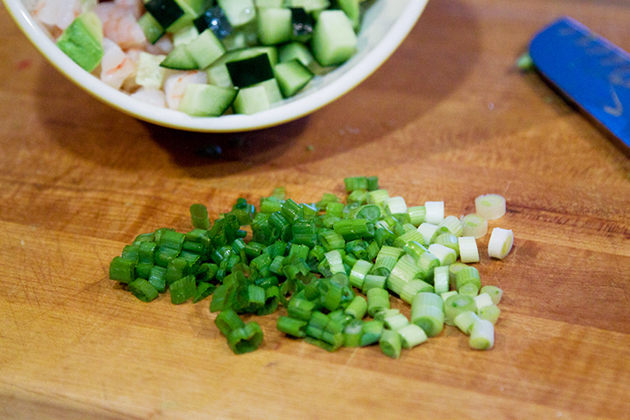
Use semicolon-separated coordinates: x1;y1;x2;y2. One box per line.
130;87;167;108
163;71;207;110
94;2;146;50
100;38;135;90
31;0;82;32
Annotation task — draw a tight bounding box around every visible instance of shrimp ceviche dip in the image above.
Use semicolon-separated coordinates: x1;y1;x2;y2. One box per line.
28;0;372;117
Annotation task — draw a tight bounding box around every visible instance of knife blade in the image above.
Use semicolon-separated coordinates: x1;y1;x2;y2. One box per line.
529;16;630;151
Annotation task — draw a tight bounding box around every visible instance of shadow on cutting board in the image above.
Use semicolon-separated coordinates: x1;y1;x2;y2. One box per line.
39;0;481;178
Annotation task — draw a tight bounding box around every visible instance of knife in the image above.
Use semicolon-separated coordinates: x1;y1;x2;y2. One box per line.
529;16;630;151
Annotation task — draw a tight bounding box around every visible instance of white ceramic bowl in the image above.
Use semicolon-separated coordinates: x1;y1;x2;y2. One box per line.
3;0;429;132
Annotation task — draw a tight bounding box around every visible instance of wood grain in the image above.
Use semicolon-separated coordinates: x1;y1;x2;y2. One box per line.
1;0;629;418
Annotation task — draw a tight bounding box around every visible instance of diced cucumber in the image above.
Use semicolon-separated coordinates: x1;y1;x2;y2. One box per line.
232;84;270;115
256;7;292;46
172;24;199;46
160;44;197;70
217;0;256;27
144;0;185;30
310;10;357;67
258;77;283;104
226;53;274;88
167;0;212;33
207;46;278;87
278;42;312;66
56;12;104;72
178;83;237;116
136;52;167;89
137;12;165;44
185;29;226;68
337;0;361;31
273;59;314;97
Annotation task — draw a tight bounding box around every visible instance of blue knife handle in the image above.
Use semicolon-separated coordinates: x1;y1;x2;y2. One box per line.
529;16;630;150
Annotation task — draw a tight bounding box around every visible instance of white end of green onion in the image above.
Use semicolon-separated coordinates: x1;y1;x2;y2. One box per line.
433;266;450;295
487;227;514;259
454;310;480;335
469;319;494;350
424;201;444;224
473;293;494;313
417;222;440;245
374;308;400;322
324;250;346;274
461;214;488;239
478;304;501;324
458;236;480;263
428;244;457;266
480;285;503;305
384;196;407;215
474;194;506;220
398;324;428;349
383;313;410;331
438;215;463;237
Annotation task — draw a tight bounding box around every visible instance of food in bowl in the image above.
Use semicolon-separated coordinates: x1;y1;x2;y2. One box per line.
27;0;374;117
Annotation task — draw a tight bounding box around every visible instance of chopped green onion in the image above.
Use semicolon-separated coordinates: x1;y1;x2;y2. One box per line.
478;304;501;324
343;319;364;347
128;278;159;302
474;194;506;220
444;294;476;326
393;229;425;249
288;297;316;321
361;274;387;294
438;215;463;237
277;316;308;338
488;227;514;259
148;265;167;293
333;219;375;241
453;310;480;335
440;290;458;303
411;293;444;337
469;319;494;350
387;254;420;295
433;266;450;295
480;285;503;305
367;189;389;205
448;262;468;289
349;259;373;289
367;288;390;317
344;176;369;192
227;322;264;354
193;282;216;303
455;265;481;291
458;236;480;263
379;329;402;359
407;206;426;226
360;320;384;346
356;204;381;221
384;196;407;215
400;279;434;304
474;293;494;313
345;295;368;319
190;203;211;230
383;313;409;331
398;323;428;349
135;263;152;282
459;282;479;297
169;274;196;304
427;244;457;266
109;256;136;284
424;201;444;224
461;214;488;239
417;222;440;245
434;232;459;257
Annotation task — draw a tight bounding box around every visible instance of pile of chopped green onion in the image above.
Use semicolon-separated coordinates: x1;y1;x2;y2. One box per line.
109;177;511;355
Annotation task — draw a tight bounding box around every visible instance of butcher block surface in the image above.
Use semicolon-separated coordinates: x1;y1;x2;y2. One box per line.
1;0;629;419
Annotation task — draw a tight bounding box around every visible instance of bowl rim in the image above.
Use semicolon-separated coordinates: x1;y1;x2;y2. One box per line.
3;0;429;132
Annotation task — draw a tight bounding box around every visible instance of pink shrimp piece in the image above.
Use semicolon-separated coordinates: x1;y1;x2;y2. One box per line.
94;2;146;50
32;0;82;31
163;71;207;110
100;38;135;90
130;87;167;108
114;0;143;18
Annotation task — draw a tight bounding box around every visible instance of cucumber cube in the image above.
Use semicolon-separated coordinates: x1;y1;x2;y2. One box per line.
56;12;104;72
311;10;357;67
178;83;237;116
273;59;314;97
256;7;292;45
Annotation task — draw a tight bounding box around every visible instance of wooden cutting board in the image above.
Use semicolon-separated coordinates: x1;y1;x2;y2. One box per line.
1;0;629;419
